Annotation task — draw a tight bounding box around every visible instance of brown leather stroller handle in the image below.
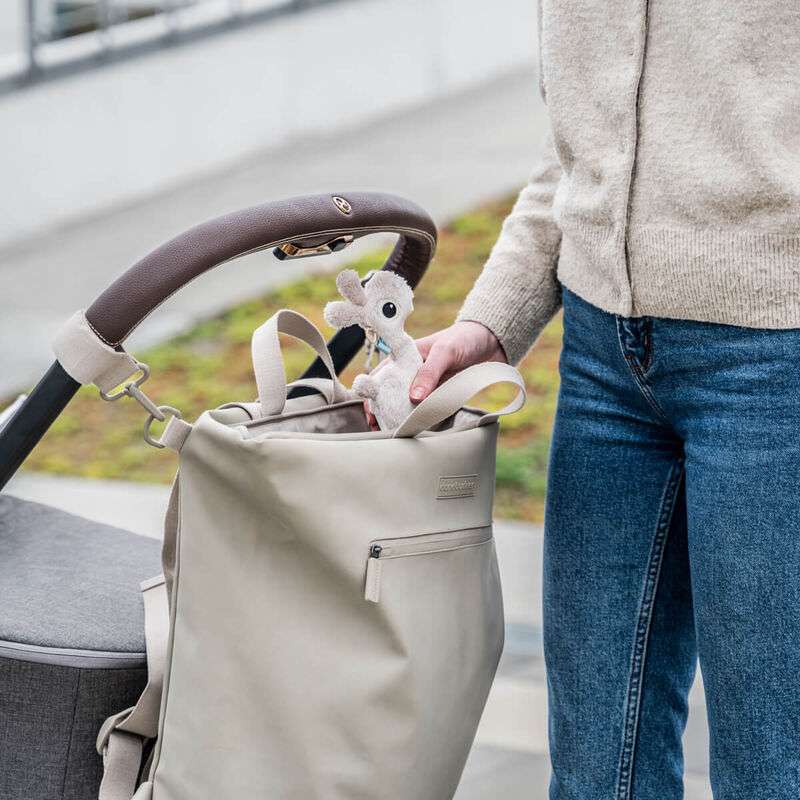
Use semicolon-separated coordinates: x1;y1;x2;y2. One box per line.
85;192;437;346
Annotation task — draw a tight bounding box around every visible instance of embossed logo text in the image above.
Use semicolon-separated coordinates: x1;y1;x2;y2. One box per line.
437;475;479;499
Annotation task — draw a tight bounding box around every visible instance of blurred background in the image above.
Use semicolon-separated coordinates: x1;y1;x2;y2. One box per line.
0;2;711;797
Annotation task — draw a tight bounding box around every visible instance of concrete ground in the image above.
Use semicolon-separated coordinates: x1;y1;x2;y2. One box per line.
6;471;713;798
0;68;550;398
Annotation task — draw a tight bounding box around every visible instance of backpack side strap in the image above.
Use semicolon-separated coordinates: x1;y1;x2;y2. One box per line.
97;574;169;800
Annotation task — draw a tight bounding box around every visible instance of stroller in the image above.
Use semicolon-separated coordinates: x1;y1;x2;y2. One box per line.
0;192;435;800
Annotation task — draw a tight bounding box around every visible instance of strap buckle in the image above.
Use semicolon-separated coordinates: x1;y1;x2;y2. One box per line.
273;234;354;261
99;363;151;402
98;362;184;448
142;406;183;449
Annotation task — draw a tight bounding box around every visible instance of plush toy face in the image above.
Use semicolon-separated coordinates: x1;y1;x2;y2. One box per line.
324;270;414;338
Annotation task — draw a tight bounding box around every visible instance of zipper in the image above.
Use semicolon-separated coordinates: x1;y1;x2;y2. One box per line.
364;526;492;603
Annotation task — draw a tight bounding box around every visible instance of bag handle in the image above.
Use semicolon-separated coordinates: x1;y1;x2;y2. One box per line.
393;362;526;438
252;310;350;417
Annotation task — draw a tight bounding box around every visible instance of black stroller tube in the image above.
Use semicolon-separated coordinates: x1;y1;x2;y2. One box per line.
0;192;436;490
0;364;80;489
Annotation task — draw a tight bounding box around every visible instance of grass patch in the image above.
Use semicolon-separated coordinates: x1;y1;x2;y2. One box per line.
14;196;562;521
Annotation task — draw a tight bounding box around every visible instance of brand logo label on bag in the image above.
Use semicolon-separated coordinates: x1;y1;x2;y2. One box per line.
437;475;479;499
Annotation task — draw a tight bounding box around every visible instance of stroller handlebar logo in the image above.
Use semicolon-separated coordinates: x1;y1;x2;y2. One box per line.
332;196;352;215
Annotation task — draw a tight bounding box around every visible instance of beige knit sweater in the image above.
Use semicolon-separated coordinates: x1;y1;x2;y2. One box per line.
458;1;800;365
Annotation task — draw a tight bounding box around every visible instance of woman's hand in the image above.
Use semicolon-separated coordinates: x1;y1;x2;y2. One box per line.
364;321;506;429
409;321;507;401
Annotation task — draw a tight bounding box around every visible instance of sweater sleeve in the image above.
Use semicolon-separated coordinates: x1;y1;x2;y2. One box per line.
456;131;563;365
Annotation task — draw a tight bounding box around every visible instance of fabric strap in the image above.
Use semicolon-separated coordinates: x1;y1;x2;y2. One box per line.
97;575;169;800
53;311;141;393
157;415;193;453
161;478;180;601
286;377;342;405
251;309;350;417
393;362;526;438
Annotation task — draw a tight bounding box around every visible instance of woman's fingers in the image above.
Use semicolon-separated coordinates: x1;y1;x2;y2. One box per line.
410;340;456;402
363;401;379;431
363;320;505;419
407;320;507;403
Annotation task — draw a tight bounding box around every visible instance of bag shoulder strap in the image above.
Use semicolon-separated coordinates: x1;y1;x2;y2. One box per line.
96;574;169;800
393;362;526;438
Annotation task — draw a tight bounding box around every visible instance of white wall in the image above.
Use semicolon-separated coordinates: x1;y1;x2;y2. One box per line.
0;4;24;59
0;0;537;247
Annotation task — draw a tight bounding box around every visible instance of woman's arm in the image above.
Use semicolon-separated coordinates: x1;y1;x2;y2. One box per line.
408;132;563;402
457;131;563;365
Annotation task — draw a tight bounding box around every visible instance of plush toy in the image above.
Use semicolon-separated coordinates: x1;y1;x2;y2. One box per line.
324;269;422;432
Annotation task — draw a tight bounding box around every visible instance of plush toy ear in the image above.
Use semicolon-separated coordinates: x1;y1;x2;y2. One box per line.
324;300;364;330
336;270;366;305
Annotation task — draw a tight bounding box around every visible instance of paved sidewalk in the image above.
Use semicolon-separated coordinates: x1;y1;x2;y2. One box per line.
6;472;712;798
0;68;549;397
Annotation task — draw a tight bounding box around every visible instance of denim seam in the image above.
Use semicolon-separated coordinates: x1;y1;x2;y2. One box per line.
628;357;666;420
614;459;684;800
615;318;668;422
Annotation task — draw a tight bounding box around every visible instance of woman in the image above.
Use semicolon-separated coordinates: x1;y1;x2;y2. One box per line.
408;3;800;799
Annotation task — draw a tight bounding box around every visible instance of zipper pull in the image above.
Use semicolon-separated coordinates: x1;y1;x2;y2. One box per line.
364;544;383;603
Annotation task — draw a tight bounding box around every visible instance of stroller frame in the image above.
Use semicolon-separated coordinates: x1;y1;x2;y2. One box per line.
0;191;436;489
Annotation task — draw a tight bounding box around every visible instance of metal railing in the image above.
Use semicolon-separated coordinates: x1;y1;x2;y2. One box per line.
2;0;352;92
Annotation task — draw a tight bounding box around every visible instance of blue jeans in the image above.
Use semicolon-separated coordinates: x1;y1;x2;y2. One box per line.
544;288;800;800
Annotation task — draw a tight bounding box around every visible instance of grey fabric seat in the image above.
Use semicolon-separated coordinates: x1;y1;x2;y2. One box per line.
0;495;161;800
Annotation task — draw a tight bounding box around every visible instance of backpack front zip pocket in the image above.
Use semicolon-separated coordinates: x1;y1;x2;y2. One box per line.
364;525;493;603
